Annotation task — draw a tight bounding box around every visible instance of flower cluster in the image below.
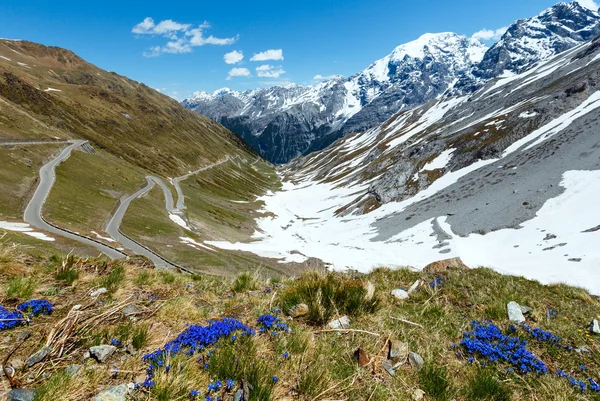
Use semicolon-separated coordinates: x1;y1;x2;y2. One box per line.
257;314;289;334
556;370;600;392
17;299;53;317
141;318;254;389
520;324;562;345
0;299;53;331
460;320;547;374
0;305;24;331
429;276;445;288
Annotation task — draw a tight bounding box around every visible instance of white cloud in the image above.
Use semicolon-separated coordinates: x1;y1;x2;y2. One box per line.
227;67;251;80
577;0;599;10
256;64;286;78
224;50;244;64
472;26;508;41
132;17;237;57
250;49;284;62
313;74;342;81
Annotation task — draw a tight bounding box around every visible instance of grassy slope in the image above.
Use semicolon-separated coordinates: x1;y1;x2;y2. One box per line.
0;40;255;177
0;144;63;219
0;243;598;401
119;159;291;276
44;148;145;238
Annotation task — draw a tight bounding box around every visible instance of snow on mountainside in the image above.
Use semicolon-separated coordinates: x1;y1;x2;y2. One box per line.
207;34;600;294
184;2;600;164
184;33;487;163
455;1;600;92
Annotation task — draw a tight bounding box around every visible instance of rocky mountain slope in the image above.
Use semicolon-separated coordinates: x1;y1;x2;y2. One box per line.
184;33;487;163
210;32;600;294
0;39;255;176
184;2;600;164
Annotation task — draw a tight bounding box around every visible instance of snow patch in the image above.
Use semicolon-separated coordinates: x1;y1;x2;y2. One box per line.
0;221;54;241
44;88;62;92
179;237;215;252
91;231;116;243
169;214;190;230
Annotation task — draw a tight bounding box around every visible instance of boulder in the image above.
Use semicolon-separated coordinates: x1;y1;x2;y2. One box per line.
507;301;526;324
89;345;116;363
423;257;469;274
408;352;424;371
328;316;350;330
391;289;409;300
92;384;129;401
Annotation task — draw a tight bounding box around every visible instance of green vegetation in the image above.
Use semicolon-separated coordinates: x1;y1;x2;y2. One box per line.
0;145;63;219
45;148;144;236
5;276;37;300
0;242;598;401
232;271;261;293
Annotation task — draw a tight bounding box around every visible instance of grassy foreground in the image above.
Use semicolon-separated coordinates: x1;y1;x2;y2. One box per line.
0;241;598;401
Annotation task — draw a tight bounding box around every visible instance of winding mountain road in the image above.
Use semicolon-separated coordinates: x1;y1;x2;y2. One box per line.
172;155;232;210
23;140;127;259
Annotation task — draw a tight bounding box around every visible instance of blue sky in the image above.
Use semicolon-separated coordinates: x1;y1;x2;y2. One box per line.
0;0;590;99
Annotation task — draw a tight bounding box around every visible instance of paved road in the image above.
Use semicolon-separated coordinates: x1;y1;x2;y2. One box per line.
172;155;232;210
105;177;182;268
23;141;127;259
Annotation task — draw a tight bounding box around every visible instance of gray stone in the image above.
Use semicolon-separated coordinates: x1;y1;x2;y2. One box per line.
328;316;350;330
27;346;51;367
520;305;533;314
121;305;141;317
233;389;244;401
66;364;82;376
89;345;116;363
391;289;409;300
412;389;426;401
7;389;36;401
408;352;424;371
590;319;600;334
575;345;591;353
90;288;108;297
507;301;526;324
383;360;395;376
389;340;409;363
92;384;129;401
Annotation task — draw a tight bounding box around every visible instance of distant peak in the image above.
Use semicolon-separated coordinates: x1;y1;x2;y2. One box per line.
389;32;486;62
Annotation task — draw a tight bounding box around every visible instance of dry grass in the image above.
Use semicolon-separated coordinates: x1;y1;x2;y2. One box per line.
0;243;598;400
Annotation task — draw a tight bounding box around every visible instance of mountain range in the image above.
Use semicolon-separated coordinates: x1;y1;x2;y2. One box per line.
183;2;600;163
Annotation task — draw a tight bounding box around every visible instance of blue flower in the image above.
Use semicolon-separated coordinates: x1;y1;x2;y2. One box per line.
226;379;235;389
272;376;279;383
110;338;122;346
282;352;289;359
189;389;200;397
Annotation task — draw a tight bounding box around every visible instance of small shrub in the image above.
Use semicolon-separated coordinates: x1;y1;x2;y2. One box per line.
419;363;451;401
54;254;80;285
5;277;37;300
99;263;125;293
32;370;73;401
134;271;153;286
160;271;175;284
232;271;260;293
279;272;380;325
132;324;150;350
467;371;512;401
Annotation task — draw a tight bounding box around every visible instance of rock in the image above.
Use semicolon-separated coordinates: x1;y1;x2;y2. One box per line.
11;358;24;371
328;316;350;330
17;331;32;342
412;389;426;401
89;345;116;363
391;289;409;300
408;352;424;371
364;281;376;301
7;389;36;401
27;346;51;367
92;384;129;401
407;280;421;294
288;303;309;318
82;351;91;361
66;364;82;376
575;345;591;353
543;233;557;241
382;359;395;376
423;257;469;274
389;340;409;363
507;301;526;324
233;389;244;401
90;288;108;297
589;319;600;334
354;348;370;367
121;305;141;317
520;305;533;314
